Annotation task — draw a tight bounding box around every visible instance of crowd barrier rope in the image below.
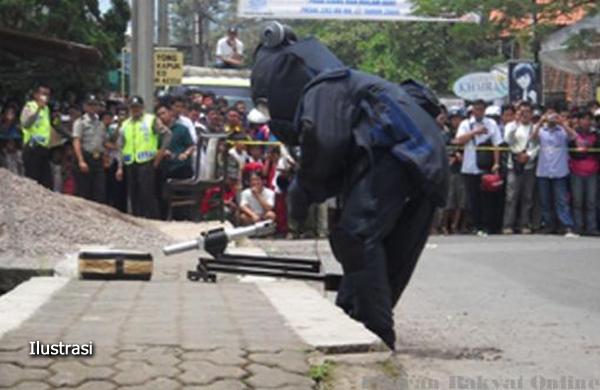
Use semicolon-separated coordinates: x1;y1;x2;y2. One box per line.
225;139;600;154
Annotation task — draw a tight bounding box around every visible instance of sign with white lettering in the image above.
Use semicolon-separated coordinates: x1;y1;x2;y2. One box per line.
452;72;508;101
154;50;184;87
238;0;478;22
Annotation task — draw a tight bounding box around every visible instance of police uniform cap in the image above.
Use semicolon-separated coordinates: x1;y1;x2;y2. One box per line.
129;96;144;107
484;105;501;117
85;94;100;105
448;106;464;118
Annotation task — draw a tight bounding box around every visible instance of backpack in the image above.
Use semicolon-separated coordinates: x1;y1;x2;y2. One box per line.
349;74;450;206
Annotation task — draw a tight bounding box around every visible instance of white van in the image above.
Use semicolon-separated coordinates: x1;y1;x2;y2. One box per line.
166;66;253;107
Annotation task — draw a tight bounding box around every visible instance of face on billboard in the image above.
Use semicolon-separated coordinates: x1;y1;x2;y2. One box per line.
517;73;532;90
509;62;539;105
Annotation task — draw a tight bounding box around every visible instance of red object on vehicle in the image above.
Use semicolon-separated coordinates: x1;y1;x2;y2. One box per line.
481;173;504;192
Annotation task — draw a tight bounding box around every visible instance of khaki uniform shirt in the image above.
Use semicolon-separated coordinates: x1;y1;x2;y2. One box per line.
72;113;107;155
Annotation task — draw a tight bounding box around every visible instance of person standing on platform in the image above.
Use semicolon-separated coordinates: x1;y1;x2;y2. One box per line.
215;27;245;69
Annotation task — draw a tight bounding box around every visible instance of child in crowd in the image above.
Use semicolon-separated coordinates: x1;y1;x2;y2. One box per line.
0;131;24;176
200;175;240;222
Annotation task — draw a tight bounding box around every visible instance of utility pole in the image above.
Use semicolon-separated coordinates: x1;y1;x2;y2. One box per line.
158;0;169;47
130;0;138;95
531;0;539;63
530;0;543;104
131;0;155;113
191;1;205;66
203;14;210;65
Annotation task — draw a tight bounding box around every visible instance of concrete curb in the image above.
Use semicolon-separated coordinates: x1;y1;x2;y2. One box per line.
0;276;69;339
257;281;386;353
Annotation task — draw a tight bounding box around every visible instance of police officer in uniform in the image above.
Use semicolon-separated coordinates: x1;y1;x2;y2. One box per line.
72;94;107;202
20;85;53;188
116;96;172;219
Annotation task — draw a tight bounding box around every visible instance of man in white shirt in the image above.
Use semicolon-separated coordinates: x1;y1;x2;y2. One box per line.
239;172;276;225
172;97;198;174
172;97;198;144
502;101;539;234
454;99;503;236
215;27;244;69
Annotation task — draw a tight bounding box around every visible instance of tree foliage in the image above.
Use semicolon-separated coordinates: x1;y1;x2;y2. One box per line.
0;0;130;99
169;0;262;66
170;0;236;65
170;0;224;46
294;0;598;95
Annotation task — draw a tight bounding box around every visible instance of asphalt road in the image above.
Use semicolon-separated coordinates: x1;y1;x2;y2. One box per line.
256;235;600;387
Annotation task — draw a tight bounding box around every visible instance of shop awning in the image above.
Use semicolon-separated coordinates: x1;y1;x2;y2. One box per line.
0;27;102;64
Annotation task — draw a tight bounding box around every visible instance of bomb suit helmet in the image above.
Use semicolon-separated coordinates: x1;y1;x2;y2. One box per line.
251;21;345;145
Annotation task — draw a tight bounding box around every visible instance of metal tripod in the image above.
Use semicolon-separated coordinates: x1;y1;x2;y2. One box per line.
163;221;341;291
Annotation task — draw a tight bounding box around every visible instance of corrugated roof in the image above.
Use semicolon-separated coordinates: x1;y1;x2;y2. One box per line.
0;27;102;64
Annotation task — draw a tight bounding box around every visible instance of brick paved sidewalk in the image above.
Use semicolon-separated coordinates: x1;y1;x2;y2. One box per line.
0;279;315;389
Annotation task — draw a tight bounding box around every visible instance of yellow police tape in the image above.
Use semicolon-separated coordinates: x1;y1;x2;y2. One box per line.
226;140;282;146
226;140;600;153
447;145;600;153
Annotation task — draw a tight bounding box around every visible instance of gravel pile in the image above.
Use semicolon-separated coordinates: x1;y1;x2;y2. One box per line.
0;168;171;267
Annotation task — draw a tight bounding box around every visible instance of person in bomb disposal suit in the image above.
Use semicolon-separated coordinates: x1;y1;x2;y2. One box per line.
116;96;172;219
251;22;449;349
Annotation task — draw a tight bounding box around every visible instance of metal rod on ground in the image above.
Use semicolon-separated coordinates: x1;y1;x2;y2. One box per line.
162;220;276;257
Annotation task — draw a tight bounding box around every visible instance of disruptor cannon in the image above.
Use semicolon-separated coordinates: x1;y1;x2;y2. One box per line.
163;221;341;291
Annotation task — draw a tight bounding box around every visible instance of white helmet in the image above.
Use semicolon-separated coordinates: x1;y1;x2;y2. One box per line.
247;108;270;124
484;105;501;117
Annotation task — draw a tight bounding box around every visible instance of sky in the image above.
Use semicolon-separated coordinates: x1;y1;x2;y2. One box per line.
99;0;134;14
99;0;133;36
99;0;112;14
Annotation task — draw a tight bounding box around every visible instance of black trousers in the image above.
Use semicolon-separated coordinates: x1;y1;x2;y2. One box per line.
331;154;436;350
157;163;194;220
106;160;127;212
463;174;499;232
23;145;52;189
126;161;160;219
74;152;106;203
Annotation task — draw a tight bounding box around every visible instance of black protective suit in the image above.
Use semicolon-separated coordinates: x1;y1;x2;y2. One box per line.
252;34;449;349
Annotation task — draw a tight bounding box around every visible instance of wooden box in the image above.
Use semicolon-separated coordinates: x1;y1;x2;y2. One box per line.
78;250;153;281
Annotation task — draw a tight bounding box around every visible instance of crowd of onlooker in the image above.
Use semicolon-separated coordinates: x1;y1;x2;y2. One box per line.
2;86;600;238
0;87;327;238
436;99;600;237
